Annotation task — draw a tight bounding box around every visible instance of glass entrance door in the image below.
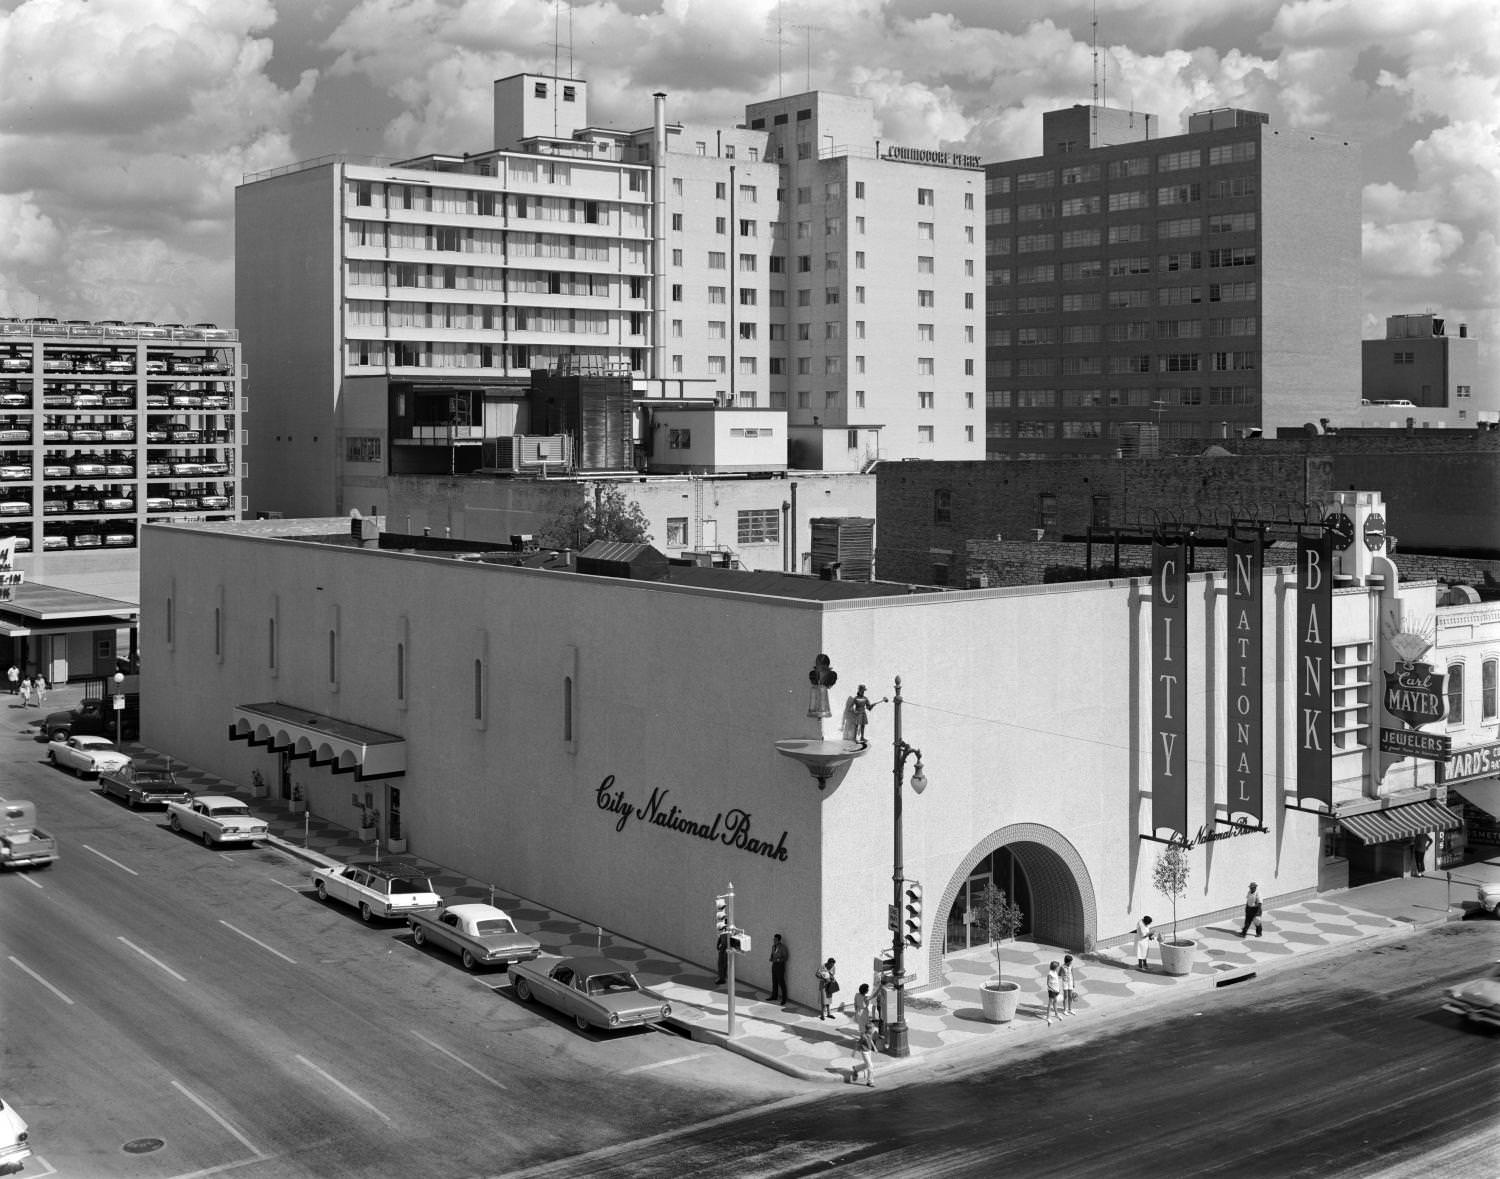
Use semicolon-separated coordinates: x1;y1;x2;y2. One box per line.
943;847;1033;953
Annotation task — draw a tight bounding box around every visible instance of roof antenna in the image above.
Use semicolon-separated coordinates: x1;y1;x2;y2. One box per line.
1091;0;1099;144
552;0;560;136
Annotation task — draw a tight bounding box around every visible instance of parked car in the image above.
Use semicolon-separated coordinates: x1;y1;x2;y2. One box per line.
0;466;30;481
201;395;232;409
103;394;134;408
102;428;135;442
105;462;133;476
0;1093;31;1171
41;464;69;478
104;531;134;547
169;393;202;407
144;497;172;511
71;461;107;476
312;863;443;923
75;356;104;373
144;359;167;375
43;696;139;741
199;495;231;510
0;429;29;444
99;762;191;809
407;903;541;970
1476;880;1500;916
145;393;169;409
103;497;134;512
510;956;671;1032
166;795;268;847
103;356;134;373
72;533;102;548
48;734;131;778
72;392;104;408
0;356;28;373
69;497;100;512
0;501;28;516
1441;960;1500;1029
41;500;67;515
70;429;104;443
0;392;29;407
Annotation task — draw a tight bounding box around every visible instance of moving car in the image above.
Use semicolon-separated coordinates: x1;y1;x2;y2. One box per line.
407;903;541;971
1476;880;1500;916
99;762;192;809
1441;960;1500;1029
0;801;58;871
312;863;443;923
47;733;131;777
166;795;269;847
0;1093;31;1171
509;955;671;1031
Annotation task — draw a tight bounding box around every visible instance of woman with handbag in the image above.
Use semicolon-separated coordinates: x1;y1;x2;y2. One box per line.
815;957;838;1019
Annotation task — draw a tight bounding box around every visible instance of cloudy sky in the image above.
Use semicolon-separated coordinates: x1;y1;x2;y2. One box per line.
1;0;1496;372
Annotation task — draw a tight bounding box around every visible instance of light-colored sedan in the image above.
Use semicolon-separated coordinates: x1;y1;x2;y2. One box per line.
312;863;442;923
0;1093;31;1172
509;955;672;1032
1441;960;1500;1029
1476;880;1500;916
47;734;131;778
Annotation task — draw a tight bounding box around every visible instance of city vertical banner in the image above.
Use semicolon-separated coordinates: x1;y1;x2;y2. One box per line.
1226;531;1263;826
1296;532;1333;809
1151;540;1188;840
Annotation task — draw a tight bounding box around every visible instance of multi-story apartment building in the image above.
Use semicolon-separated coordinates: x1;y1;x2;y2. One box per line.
0;318;242;560
236;75;982;519
1360;313;1492;428
984;104;1360;458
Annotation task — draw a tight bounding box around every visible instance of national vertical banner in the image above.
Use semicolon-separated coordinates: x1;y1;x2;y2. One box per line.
1296;532;1333;809
1226;531;1263;826
1151;540;1188;840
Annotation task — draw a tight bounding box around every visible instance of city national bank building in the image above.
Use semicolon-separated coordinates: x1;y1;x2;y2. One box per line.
141;494;1466;1003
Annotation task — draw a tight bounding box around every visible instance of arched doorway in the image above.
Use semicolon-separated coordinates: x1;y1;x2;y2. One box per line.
925;823;1097;977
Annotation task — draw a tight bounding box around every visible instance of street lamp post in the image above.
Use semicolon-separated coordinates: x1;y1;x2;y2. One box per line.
112;670;125;746
888;675;926;1058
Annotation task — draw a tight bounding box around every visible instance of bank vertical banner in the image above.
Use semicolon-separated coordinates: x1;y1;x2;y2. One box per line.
1226;531;1263;825
1151;540;1189;839
1296;532;1333;809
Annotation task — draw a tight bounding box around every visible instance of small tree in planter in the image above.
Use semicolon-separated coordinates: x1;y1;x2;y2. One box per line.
1151;841;1197;974
978;882;1026;1022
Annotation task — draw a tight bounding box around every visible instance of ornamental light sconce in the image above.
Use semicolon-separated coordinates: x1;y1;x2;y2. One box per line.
774;653;870;789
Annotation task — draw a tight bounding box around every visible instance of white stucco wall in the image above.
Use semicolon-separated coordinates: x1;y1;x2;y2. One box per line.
142;521;1350;1004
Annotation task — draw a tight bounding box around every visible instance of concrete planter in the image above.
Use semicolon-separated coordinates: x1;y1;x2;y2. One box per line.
980;980;1021;1022
288;799;306;815
386;837;407;854
1158;937;1198;976
358;826;376;841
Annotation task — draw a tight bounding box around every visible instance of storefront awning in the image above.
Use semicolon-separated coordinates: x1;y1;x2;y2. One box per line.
228;702;405;781
1336;800;1461;845
1450;778;1500;819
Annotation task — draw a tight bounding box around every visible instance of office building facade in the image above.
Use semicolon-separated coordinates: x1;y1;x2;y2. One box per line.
235;75;982;519
984;105;1360;458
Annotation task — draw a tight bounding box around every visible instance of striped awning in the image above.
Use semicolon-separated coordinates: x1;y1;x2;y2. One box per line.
1336;800;1461;845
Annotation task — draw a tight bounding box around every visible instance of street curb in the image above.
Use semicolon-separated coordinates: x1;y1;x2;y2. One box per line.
663;1017;832;1081
266;834;341;870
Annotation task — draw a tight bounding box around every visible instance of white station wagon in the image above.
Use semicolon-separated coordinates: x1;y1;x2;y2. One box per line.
311;863;443;922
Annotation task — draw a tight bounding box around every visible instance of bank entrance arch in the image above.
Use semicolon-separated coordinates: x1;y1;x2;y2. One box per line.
922;823;1096;980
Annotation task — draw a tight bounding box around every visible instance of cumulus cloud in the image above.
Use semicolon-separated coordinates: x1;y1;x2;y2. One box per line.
0;0;1492;369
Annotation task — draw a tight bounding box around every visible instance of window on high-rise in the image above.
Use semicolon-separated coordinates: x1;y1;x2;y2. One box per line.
1447;663;1464;725
918;222;934;240
1158;149;1202;172
1208;141;1257;165
918;289;934;307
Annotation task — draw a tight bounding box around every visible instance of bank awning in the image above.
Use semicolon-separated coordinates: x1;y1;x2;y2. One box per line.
1336;800;1461;845
1450;778;1500;819
228;702;405;781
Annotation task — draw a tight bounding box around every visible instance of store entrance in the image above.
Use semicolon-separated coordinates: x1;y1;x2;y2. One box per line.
943;847;1033;952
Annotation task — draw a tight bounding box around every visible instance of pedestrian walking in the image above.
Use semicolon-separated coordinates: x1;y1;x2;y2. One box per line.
32;675;46;707
815;957;839;1019
715;931;729;985
1045;961;1063;1025
6;665;17;695
18;675;33;708
1240;883;1263;937
848;986;876;1087
767;933;789;1004
1134;915;1154;971
1061;953;1078;1016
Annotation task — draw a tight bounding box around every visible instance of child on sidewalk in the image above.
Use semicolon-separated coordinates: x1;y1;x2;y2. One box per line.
1045;960;1062;1025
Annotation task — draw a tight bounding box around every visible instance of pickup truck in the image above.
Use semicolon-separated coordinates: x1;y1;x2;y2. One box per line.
0;801;58;869
166;795;268;847
42;695;139;742
99;762;192;809
407;903;542;971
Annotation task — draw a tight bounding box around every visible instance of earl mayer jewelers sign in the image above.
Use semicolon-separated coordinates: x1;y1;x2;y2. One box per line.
594;775;790;863
1378;614;1451;762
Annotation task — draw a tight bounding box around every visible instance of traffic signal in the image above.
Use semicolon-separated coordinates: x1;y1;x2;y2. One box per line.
715;894;729;934
902;880;923;948
729;931;752;953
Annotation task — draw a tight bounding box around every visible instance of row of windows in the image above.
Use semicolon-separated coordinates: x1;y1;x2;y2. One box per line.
987;418;1241;440
988;247;1257;285
993;351;1257;377
1447;658;1500;725
990;212;1255;246
988;385;1258;408
985;141;1255;196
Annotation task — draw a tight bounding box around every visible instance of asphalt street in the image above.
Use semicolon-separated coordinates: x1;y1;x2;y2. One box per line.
0;722;794;1178
506;921;1500;1179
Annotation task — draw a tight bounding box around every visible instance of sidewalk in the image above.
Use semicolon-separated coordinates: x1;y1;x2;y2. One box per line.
80;721;1498;1085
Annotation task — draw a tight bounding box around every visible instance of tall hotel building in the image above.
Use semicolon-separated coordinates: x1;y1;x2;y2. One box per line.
236;75;982;518
983;105;1360;458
